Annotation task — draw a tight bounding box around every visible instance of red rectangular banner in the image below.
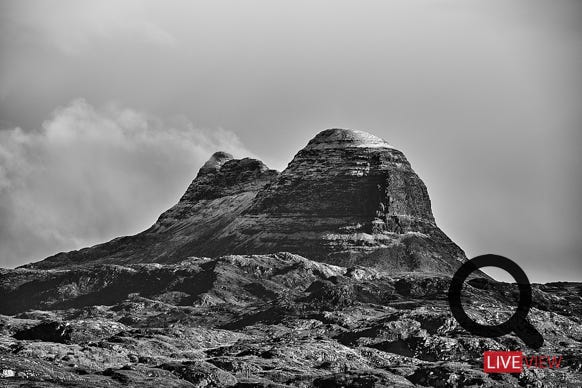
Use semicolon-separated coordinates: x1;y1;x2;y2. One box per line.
483;351;523;373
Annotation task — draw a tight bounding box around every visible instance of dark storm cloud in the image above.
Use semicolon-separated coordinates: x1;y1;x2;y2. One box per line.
0;0;580;281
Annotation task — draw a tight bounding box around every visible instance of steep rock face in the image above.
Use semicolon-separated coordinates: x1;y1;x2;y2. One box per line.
28;129;465;274
203;129;466;273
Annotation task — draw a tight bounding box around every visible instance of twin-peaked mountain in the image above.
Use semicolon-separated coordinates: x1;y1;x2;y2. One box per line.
27;129;467;273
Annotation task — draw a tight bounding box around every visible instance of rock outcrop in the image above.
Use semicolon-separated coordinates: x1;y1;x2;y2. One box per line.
28;129;465;274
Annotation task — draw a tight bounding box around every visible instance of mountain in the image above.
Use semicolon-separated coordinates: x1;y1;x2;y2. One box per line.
26;129;466;274
1;129;581;387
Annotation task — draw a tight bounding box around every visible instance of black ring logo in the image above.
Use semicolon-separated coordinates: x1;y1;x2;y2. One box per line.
448;254;544;349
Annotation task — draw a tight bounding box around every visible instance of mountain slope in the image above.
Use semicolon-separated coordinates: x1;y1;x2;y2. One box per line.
27;152;279;268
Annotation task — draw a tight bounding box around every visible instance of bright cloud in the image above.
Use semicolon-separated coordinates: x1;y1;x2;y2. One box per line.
0;99;251;267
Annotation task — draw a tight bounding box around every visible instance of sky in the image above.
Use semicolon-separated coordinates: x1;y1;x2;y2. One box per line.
0;0;580;283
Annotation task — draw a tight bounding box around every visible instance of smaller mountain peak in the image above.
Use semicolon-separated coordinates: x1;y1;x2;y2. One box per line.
179;153;278;203
304;128;394;151
199;151;234;175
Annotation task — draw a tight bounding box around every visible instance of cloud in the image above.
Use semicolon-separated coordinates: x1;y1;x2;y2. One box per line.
0;99;251;267
0;0;176;54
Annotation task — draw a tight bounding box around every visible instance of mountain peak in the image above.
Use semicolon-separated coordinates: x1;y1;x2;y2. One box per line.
198;151;234;176
304;128;394;150
181;155;277;203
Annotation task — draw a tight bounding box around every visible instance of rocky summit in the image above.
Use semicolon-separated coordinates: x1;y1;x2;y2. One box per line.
1;129;581;387
27;129;466;274
211;129;465;272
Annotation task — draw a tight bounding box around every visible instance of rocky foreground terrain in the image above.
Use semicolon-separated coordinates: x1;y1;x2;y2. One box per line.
1;129;580;386
1;254;581;387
